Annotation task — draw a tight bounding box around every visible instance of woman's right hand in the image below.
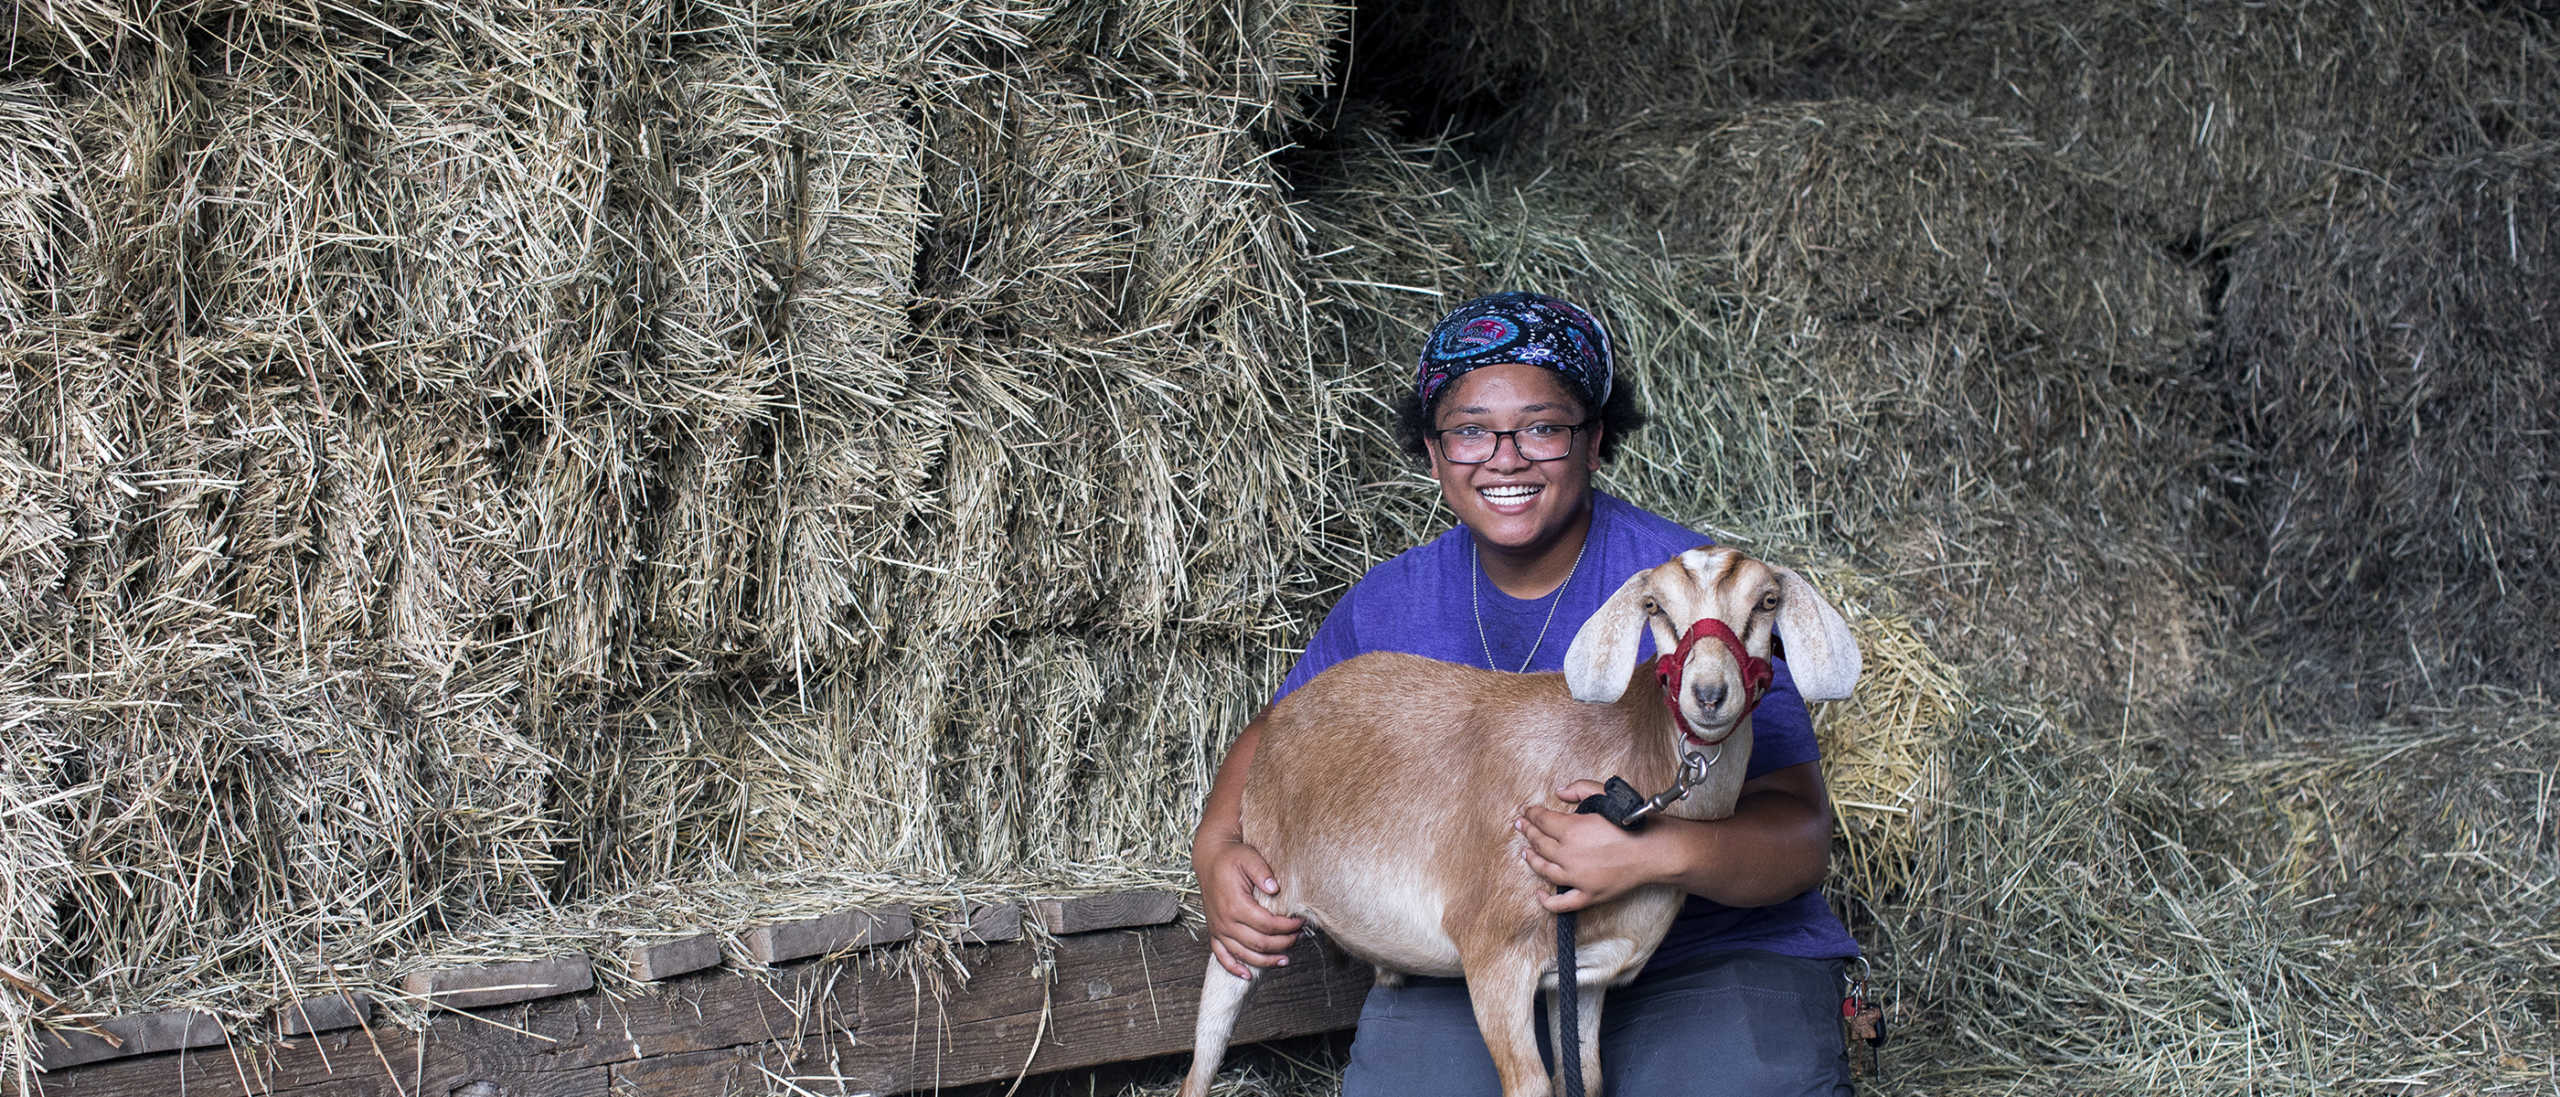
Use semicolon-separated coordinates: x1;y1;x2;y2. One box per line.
1194;836;1304;978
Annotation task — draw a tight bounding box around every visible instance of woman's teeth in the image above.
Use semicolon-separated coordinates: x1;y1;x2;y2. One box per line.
1480;485;1541;503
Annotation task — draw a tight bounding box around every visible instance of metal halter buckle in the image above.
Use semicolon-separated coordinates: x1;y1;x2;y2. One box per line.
1618;744;1720;827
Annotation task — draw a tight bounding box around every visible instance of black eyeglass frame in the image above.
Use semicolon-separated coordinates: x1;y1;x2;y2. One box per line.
1426;420;1595;465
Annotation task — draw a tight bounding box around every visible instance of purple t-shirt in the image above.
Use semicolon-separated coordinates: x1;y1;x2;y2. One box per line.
1273;490;1860;966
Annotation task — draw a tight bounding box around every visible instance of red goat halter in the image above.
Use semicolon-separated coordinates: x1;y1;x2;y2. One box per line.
1655;617;1774;745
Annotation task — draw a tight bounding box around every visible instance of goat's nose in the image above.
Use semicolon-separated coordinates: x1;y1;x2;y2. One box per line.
1695;682;1729;710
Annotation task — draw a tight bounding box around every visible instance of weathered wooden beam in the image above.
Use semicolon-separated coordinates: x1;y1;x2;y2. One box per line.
1033;890;1182;935
744;904;915;964
14;923;1371;1097
273;994;371;1038
31;1009;225;1070
621;933;723;982
959;902;1024;944
400;956;595;1011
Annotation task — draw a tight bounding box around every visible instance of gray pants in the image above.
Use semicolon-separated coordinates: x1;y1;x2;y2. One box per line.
1339;949;1856;1097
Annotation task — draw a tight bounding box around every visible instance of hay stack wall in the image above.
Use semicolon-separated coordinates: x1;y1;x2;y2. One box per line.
0;0;1353;1059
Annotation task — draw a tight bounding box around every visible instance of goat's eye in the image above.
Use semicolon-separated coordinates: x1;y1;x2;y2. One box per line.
1757;592;1781;613
1640;596;1659;614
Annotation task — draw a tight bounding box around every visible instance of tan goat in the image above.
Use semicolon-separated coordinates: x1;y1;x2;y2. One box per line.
1177;546;1861;1097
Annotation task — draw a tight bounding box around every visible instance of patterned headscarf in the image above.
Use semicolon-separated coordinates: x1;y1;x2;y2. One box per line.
1414;292;1615;411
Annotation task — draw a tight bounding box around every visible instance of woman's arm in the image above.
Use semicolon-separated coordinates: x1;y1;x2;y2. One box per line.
1514;760;1835;911
1191;714;1306;975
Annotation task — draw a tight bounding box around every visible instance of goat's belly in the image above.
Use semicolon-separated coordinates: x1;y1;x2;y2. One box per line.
1273;873;1465;977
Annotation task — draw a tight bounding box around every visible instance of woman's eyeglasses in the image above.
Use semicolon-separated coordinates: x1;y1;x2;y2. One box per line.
1429;422;1590;464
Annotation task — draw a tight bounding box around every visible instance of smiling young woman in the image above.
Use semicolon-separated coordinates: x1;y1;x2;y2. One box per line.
1419;363;1602;597
1192;292;1859;1097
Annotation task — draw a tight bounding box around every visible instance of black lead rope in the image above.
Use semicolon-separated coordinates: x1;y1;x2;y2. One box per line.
1555;777;1652;1097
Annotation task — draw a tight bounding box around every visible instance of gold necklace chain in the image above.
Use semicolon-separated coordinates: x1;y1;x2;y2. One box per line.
1472;528;1590;673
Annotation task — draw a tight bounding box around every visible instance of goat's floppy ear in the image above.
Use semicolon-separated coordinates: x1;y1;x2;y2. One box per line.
1565;570;1653;703
1774;566;1861;702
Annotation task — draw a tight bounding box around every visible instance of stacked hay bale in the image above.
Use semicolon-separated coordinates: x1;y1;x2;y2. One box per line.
2216;142;2560;706
1829;0;2560;236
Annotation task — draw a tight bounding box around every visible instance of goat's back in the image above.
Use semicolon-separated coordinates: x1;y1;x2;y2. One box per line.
1240;652;1665;976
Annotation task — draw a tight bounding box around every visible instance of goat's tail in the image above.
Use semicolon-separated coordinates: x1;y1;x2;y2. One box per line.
1177;958;1259;1097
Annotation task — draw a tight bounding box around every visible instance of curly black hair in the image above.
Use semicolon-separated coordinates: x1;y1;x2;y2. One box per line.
1392;375;1648;464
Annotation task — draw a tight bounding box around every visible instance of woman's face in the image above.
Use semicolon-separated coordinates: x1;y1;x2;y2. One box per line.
1424;362;1603;559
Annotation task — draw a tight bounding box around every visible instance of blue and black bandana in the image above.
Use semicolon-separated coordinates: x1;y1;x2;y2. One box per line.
1415;292;1615;411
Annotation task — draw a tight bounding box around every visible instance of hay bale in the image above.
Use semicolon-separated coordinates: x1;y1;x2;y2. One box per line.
0;80;91;328
904;334;1318;636
374;46;628;401
699;49;942;673
181;57;390;372
517;413;653;686
552;686;821;886
642;423;773;666
1881;708;2331;1090
1030;0;1346;117
0;332;127;651
4;336;335;673
914;60;1309;338
582;625;1292;884
1609;102;2196;363
39;45;391;364
943;632;1110;867
1864;688;2559;1094
0;437;72;632
0;649;71;1092
341;419;529;680
1335;0;1835;148
2216;142;2560;704
55;46;194;332
1832;0;2560;235
765;400;951;669
0;0;418;74
1580;101;2216;714
940;634;1288;869
1808;577;1963;907
2216;694;2559;1073
30;635;566;1012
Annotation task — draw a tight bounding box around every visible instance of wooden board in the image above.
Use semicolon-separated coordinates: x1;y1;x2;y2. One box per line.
744;904;915;964
622;934;724;982
959;902;1024;944
32;1010;224;1070
273;994;371;1037
400;957;595;1010
1034;890;1182;935
14;924;1372;1097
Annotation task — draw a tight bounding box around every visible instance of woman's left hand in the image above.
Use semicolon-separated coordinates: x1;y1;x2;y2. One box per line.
1517;779;1670;912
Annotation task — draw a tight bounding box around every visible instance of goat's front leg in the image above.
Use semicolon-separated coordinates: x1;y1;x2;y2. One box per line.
1464;949;1552;1097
